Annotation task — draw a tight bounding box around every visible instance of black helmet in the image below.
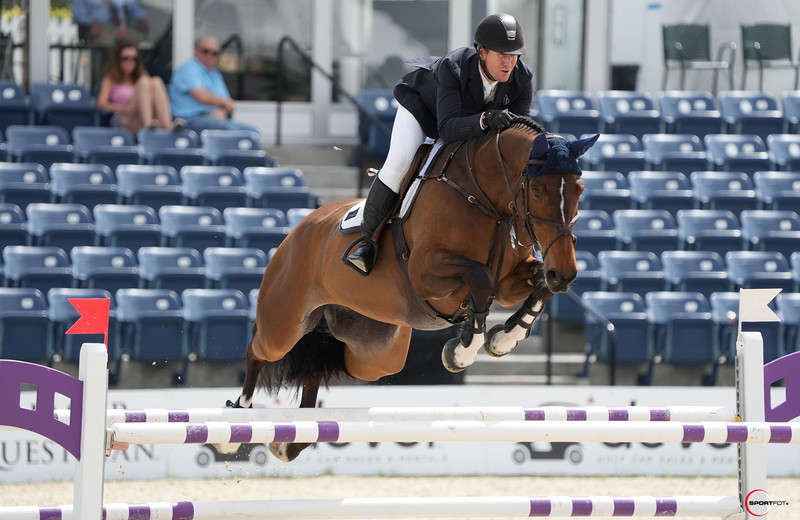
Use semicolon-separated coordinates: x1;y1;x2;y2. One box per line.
473;13;526;55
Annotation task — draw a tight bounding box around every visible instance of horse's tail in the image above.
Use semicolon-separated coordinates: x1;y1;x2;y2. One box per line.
259;316;350;395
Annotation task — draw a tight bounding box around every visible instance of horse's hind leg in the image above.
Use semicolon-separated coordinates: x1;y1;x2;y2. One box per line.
268;382;320;462
228;323;266;409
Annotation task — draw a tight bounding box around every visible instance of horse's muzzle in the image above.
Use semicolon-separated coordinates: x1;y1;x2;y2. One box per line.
545;268;576;293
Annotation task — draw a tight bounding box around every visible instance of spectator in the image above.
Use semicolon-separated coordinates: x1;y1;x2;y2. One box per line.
168;36;259;134
72;0;150;48
96;41;185;134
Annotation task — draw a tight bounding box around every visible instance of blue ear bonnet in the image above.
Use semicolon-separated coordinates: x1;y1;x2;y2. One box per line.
526;133;599;178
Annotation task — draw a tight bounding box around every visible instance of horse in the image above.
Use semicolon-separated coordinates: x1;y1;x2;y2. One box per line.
222;117;598;462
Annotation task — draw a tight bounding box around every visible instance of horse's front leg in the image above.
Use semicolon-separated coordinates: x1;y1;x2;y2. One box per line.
410;248;495;373
485;257;553;357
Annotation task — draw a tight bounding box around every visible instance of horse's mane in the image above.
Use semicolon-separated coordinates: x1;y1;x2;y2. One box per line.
509;115;547;135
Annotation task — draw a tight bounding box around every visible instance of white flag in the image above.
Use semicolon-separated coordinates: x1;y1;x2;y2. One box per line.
738;288;782;323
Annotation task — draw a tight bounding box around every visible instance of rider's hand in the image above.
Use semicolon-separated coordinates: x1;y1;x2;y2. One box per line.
483;109;514;133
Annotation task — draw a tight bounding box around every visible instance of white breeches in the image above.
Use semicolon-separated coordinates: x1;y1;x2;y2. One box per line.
376;105;428;193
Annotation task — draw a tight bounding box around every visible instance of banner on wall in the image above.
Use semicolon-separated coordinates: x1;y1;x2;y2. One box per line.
0;385;797;483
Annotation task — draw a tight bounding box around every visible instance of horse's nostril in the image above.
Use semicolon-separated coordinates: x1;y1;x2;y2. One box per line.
546;269;563;286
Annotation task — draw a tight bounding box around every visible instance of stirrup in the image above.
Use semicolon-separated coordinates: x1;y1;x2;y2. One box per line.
341;235;379;276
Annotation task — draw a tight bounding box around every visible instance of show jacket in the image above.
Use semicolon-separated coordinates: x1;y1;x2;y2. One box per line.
393;46;533;144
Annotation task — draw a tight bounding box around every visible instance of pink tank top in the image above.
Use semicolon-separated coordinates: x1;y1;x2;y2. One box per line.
108;82;134;107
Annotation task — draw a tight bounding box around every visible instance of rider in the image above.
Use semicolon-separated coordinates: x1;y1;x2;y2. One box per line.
345;13;534;276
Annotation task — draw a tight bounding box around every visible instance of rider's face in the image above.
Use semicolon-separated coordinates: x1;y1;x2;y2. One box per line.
479;48;519;83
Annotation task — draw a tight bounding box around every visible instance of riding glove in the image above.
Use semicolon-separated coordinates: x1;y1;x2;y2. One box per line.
483;109;514;132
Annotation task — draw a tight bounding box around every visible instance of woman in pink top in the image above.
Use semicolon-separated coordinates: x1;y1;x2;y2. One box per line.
96;41;185;134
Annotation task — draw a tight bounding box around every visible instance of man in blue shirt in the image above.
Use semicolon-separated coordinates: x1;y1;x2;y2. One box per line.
168;36;259;134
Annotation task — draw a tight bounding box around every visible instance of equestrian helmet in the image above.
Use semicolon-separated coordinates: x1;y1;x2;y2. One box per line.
473;13;526;55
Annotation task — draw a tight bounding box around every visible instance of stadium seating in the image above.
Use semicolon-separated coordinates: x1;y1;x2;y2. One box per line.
645;291;716;374
782;91;800;132
739;23;799;91
5;125;73;170
0;287;50;363
136;128;203;167
0;162;51;209
641;133;708;173
579;171;633;214
658;91;724;137
180;165;247;211
754;171;800;212
548;250;602;325
718;90;785;140
2;245;73;295
661;250;730;297
777;292;800;354
766;134;800;171
115;288;187;365
70;245;139;295
703;134;771;175
137;246;206;293
25;203;95;249
581;290;652;367
573;209;617;255
29;82;99;131
355;89;398;158
158;205;226;251
739;209;800;259
627;170;694;215
243;166;314;212
596;90;661;138
48;162;117;209
579;134;646;175
182;288;250;364
612;209;680;255
725;250;795;292
0;80;32;133
93;204;161;249
711;291;783;363
47;287;115;364
675;209;743;255
597;250;666;295
115;164;183;210
200;129;276;169
286;207;314;228
689;170;758;212
0;203;28;250
71;126;138;170
535;90;601;136
223;207;290;254
203;247;268;293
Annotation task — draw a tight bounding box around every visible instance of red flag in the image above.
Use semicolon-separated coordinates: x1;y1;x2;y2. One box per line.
66;298;110;349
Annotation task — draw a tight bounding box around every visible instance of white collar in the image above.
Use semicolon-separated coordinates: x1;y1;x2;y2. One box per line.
479;62;498;102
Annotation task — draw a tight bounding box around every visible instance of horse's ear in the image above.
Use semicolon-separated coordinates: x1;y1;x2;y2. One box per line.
531;132;550;158
569;134;600;157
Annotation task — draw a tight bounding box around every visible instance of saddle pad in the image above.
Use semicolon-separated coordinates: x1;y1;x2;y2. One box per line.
339;199;365;233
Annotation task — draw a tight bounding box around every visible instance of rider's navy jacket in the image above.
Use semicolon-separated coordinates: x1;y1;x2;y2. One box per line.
394;46;533;144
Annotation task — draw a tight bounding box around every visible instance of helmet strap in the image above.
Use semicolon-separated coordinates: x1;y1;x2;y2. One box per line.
478;51;497;82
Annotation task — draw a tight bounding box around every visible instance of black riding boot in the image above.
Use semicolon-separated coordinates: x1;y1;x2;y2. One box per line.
345;178;399;275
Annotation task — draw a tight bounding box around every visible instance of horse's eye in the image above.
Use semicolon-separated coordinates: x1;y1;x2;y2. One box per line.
530;186;543;200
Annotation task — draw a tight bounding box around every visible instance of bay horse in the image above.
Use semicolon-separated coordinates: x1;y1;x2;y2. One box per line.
223;117;598;462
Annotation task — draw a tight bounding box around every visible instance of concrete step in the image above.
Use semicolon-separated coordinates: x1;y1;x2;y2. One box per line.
464;373;588;385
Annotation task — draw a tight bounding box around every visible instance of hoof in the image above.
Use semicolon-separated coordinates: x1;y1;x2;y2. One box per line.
441;337;468;373
484;324;512;358
214;442;240;455
269;442;291;462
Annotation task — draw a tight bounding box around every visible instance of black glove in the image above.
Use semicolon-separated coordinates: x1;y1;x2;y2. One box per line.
484;109;514;133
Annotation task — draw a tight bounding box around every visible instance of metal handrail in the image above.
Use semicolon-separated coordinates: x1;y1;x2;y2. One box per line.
275;35;391;146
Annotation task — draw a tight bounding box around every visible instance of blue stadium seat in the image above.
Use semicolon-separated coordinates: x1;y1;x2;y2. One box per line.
676;209;743;255
580;134;646;176
579;171;633;214
93;204;161;249
711;291;783;363
48;162;116;209
203;247;268;293
2;245;72;295
658;91;724;138
627;170;694;216
223;207;289;255
689;170;758;211
137;246;205;293
596;90;661;138
70;245;139;295
581;291;652;367
766;134;800;171
25;203;94;249
612;209;680;255
754;171;800;212
0;287;50;363
548;250;602;325
0;162;50;209
703;134;771;175
5;125;73;170
777;292;800;354
355;89;397;157
597;250;666;295
536;90;601;137
71;126;138;170
115;288;186;365
0;203;27;250
573;209;617;255
248;287;258;323
180;165;247;211
182;288;250;364
243;166;314;212
660;250;730;297
0;81;32;133
645;291;717;384
641;133;708;173
47;287;115;364
158;205;226;251
29;82;99;131
782;91;800;132
740;209;800;259
200;129;276;168
286;207;314;228
725;250;795;292
793;252;800;290
718;90;785;140
115;164;183;210
136;128;203;168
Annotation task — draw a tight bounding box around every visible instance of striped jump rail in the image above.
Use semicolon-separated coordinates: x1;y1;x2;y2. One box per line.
0;495;742;519
108;420;800;449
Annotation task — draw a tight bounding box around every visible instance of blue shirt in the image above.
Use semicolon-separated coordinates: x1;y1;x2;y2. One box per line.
72;0;147;26
168;57;231;118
